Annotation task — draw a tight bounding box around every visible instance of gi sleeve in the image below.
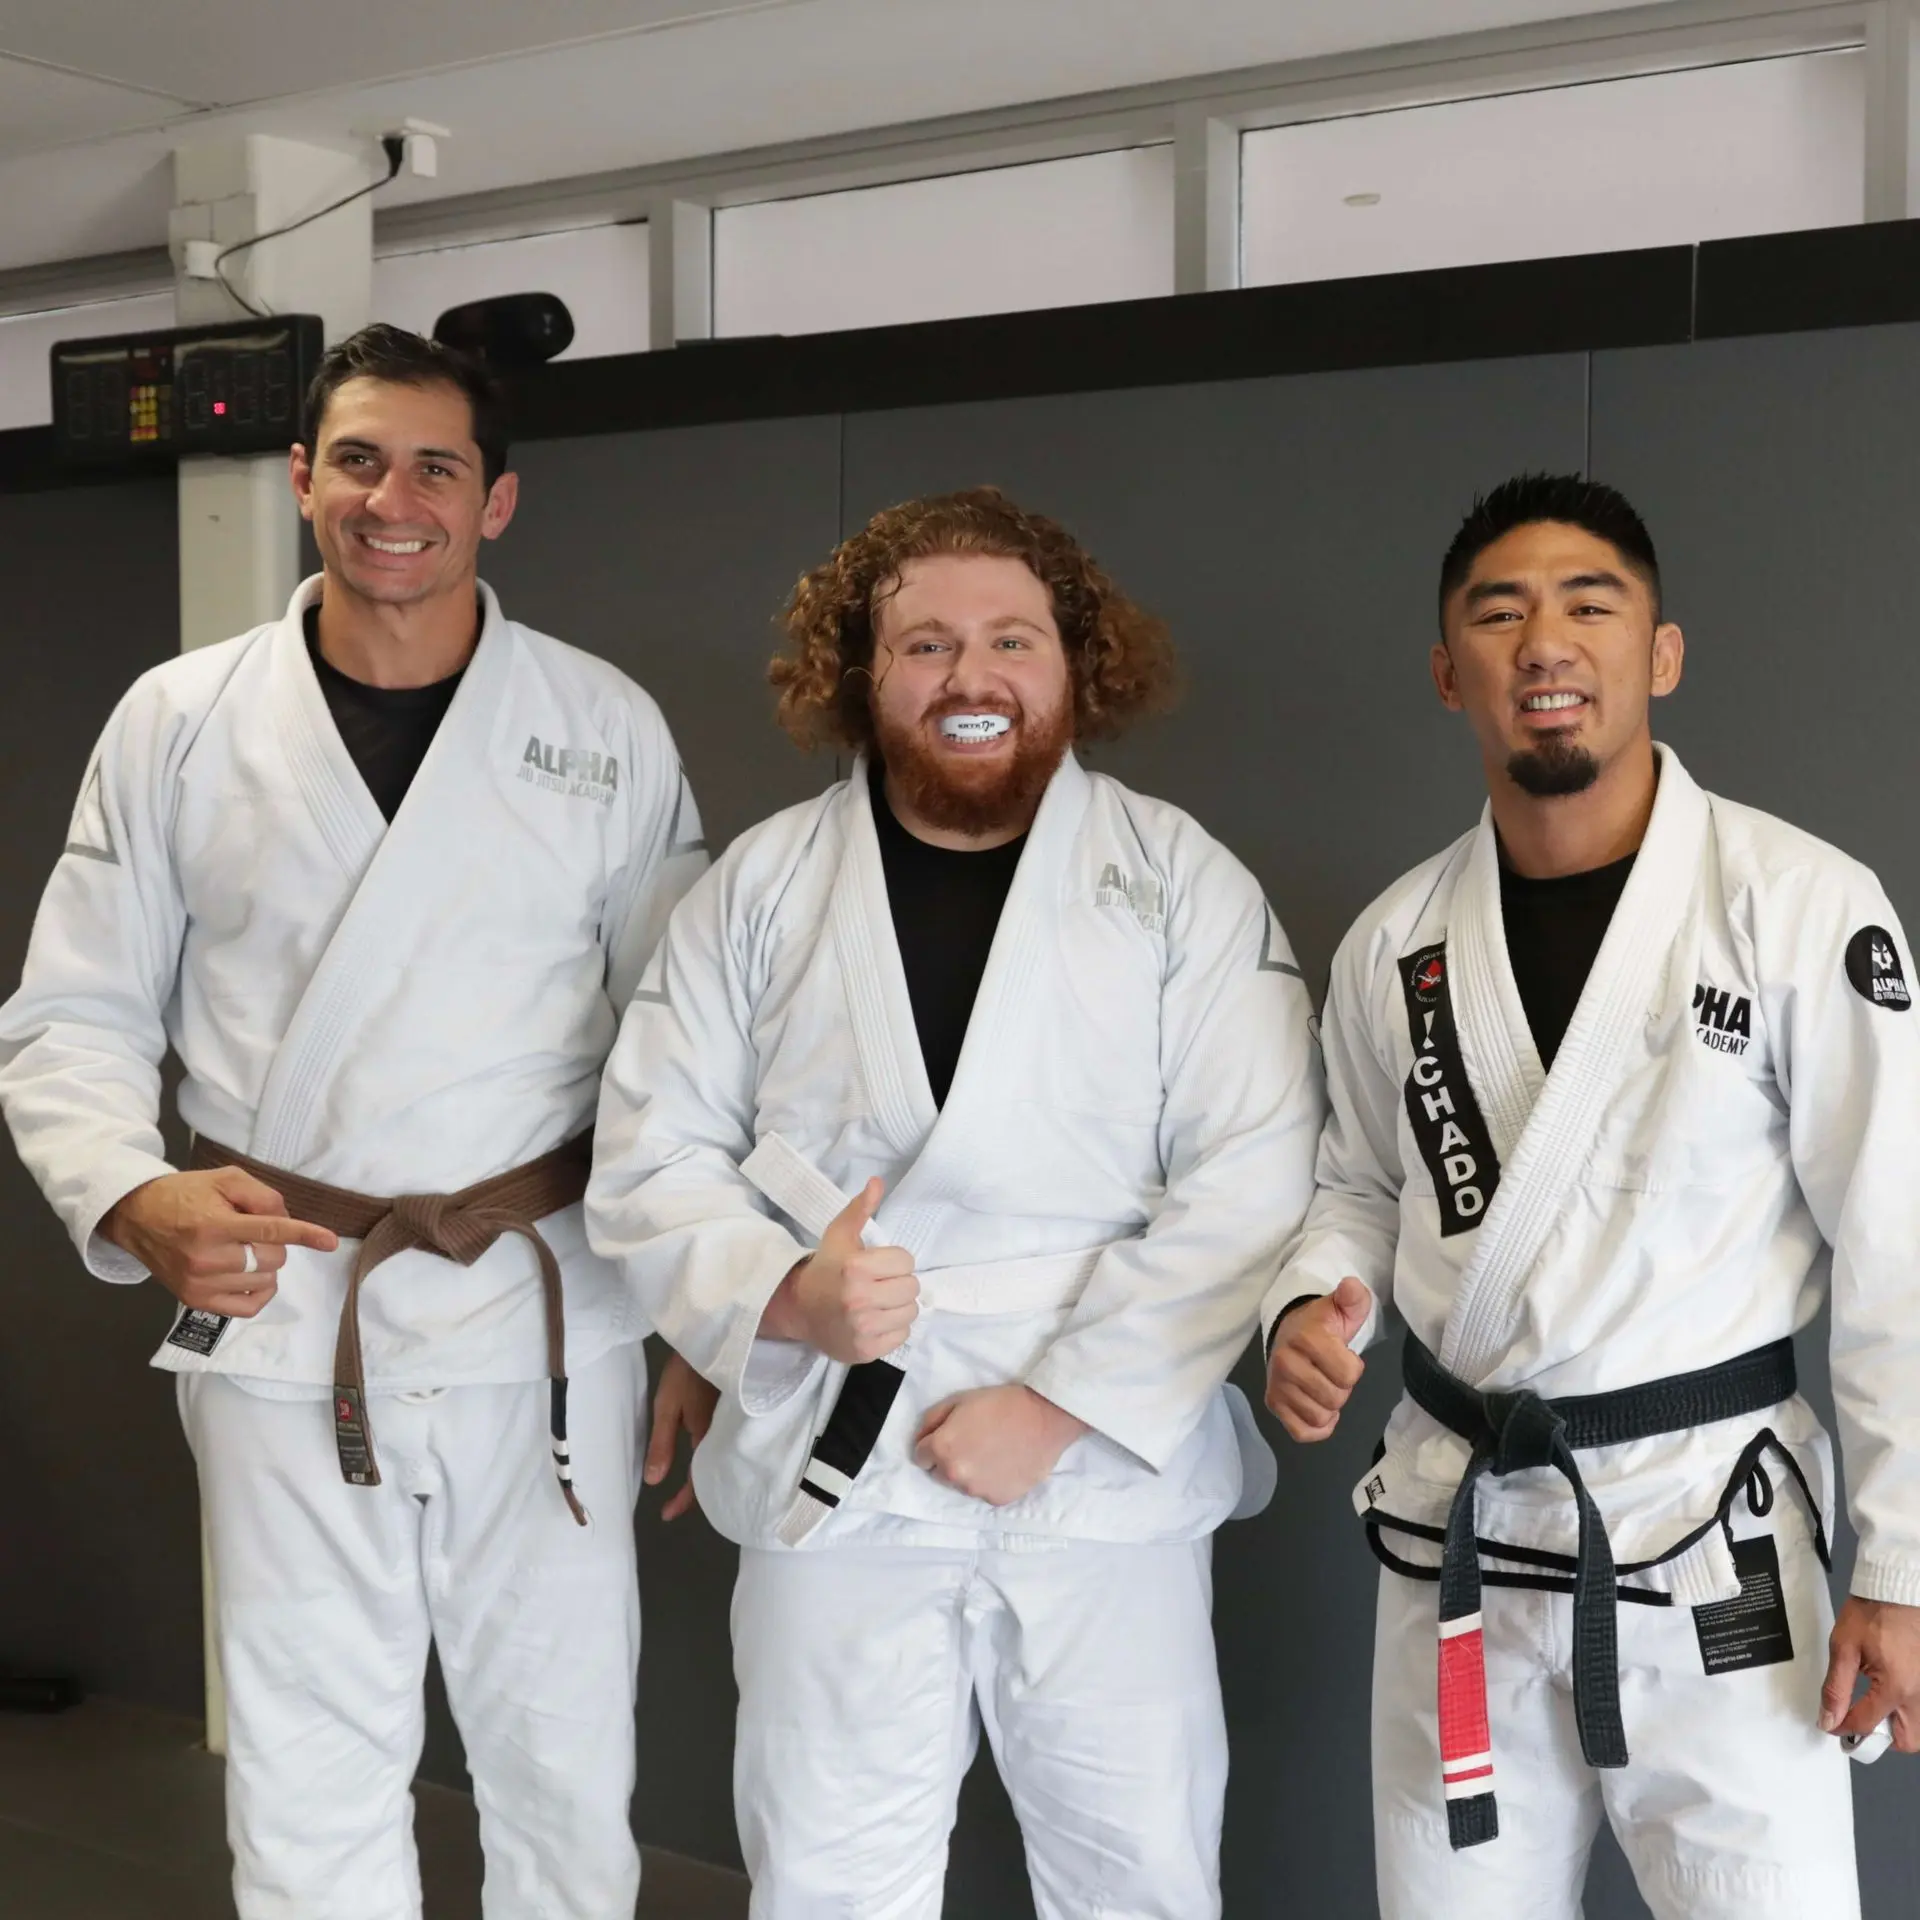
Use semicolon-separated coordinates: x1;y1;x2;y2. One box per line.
0;688;189;1282
1258;917;1406;1353
1022;853;1326;1472
1767;865;1920;1608
601;701;711;1010
587;853;818;1412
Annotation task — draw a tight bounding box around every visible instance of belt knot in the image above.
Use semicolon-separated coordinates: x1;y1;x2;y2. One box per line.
388;1193;494;1266
1483;1388;1567;1476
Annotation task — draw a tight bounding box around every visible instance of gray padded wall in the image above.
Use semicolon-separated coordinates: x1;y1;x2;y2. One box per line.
0;479;199;1712
1592;324;1920;1918
487;416;844;856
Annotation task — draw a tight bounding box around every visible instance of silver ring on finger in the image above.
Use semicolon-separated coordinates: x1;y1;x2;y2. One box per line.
241;1243;259;1276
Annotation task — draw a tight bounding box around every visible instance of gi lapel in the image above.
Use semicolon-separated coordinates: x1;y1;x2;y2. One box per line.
772;752;1093;1543
1439;747;1708;1384
827;759;937;1170
830;752;1090;1250
249;583;515;1171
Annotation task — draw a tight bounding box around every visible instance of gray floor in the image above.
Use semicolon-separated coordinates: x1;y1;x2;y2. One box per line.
0;1696;748;1918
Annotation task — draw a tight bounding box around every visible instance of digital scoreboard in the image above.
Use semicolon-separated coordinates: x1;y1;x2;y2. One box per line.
50;315;324;468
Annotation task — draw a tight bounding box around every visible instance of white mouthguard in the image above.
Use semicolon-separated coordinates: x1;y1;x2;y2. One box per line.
939;713;1012;743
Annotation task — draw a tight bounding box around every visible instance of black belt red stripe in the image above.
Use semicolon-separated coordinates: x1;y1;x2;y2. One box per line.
1400;1331;1799;1849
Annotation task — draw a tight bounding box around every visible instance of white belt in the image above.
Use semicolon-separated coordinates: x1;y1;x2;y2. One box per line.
740;1132;1106;1314
738;1132;1115;1542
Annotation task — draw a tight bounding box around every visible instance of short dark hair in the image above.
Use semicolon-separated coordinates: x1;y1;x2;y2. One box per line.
1438;473;1662;629
302;322;510;488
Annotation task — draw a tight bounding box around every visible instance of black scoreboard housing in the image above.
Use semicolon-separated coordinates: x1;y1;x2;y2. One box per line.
50;315;324;468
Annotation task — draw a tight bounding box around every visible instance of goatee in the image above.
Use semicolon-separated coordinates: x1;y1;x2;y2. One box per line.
875;697;1073;837
1507;735;1599;797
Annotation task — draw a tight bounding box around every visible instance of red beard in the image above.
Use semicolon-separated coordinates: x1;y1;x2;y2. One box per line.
873;696;1073;837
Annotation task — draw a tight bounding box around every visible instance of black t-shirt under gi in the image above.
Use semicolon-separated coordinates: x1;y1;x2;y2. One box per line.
304;605;466;822
1498;849;1637;1068
869;764;1026;1109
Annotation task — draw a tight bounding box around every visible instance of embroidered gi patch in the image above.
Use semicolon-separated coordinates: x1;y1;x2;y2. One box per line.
164;1307;229;1356
1399;943;1500;1236
1845;926;1911;1012
1691;981;1753;1055
1094;863;1166;932
1693;1535;1795;1675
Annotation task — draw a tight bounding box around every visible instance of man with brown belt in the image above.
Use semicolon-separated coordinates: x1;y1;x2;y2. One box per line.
0;324;713;1920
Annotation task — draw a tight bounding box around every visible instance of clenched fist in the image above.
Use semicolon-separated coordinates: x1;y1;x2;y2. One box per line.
914;1384;1088;1507
1264;1277;1373;1442
103;1167;340;1319
759;1177;920;1365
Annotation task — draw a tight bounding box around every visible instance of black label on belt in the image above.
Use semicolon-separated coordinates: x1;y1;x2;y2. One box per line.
165;1307;229;1356
1694;1534;1794;1675
333;1386;379;1486
1398;941;1501;1238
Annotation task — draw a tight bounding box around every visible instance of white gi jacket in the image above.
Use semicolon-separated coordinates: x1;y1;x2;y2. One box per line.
0;576;705;1390
588;752;1324;1549
1265;746;1920;1608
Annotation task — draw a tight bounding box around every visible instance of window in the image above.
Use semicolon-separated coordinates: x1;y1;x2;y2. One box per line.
0;291;176;432
1241;51;1864;287
714;146;1174;338
374;221;650;358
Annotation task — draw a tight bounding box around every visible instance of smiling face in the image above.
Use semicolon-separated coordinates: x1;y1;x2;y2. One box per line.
290;375;517;613
869;551;1074;840
1433;519;1683;799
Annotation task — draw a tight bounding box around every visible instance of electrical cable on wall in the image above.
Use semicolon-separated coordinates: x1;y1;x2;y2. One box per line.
214;134;405;319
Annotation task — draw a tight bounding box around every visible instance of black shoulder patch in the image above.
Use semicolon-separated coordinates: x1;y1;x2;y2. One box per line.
1845;926;1911;1013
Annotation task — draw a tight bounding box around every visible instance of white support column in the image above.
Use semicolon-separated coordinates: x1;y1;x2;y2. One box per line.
169;136;379;1747
1173;106;1242;295
648;195;714;347
170;135;379;651
1865;0;1920;220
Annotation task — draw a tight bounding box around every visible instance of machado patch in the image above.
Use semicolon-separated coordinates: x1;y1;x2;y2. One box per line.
1693;1534;1795;1676
165;1307;229;1357
1399;942;1501;1237
1845;926;1911;1012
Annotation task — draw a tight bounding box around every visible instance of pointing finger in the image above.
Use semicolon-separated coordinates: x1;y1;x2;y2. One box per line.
230;1215;340;1254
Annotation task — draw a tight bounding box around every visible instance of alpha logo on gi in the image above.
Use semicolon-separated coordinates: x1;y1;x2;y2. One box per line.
1691;981;1753;1056
1094;862;1166;932
1398;942;1502;1238
519;734;619;806
1845;924;1911;1012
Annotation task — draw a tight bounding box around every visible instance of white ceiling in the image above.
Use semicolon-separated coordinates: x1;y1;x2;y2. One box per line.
0;0;1660;279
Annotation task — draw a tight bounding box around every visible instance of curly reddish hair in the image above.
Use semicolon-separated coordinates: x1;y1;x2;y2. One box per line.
770;487;1178;752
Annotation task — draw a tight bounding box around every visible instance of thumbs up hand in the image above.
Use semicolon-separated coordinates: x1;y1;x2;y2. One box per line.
758;1178;921;1365
1264;1277;1373;1443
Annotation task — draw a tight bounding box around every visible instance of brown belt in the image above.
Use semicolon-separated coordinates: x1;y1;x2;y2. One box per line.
190;1132;594;1527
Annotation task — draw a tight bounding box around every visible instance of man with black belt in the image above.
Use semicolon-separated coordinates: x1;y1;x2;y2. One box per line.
1263;472;1920;1918
0;324;714;1919
588;488;1324;1916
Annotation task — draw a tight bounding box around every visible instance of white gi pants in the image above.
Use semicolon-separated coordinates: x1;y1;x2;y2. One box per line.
1372;1495;1860;1920
732;1537;1227;1919
181;1343;648;1920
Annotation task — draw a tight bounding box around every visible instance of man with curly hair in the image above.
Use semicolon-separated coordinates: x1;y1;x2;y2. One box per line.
589;487;1324;1916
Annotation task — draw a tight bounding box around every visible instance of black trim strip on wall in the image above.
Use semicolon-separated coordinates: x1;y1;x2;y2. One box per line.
4;217;1919;495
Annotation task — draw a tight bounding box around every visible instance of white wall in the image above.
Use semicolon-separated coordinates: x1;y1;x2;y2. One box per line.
0;221;650;431
0;291;176;431
713;145;1175;338
1242;50;1864;287
0;53;1877;431
372;221;650;358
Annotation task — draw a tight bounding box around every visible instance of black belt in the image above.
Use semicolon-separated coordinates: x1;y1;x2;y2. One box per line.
1403;1330;1797;1849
